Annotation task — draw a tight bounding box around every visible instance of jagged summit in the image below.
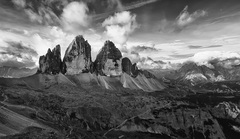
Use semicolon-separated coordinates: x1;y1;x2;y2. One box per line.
93;40;122;76
122;57;132;75
62;35;92;75
38;45;63;74
36;35;163;92
37;36;158;78
37;36;158;79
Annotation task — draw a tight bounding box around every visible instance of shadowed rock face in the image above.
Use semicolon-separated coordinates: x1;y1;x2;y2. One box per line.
131;63;139;77
62;35;92;75
121;57;132;75
94;40;122;76
121;58;156;78
38;45;62;74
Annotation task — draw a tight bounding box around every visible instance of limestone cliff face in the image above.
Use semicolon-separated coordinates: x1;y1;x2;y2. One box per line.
121;58;156;79
121;57;132;75
62;35;92;75
37;35;157;81
94;40;122;76
131;63;139;77
38;45;62;74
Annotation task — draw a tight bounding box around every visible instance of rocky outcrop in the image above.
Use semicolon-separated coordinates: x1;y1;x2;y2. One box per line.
121;58;156;79
94;40;122;76
121;57;132;75
118;104;226;139
38;45;63;74
131;63;139;77
36;35;158;83
62;35;92;75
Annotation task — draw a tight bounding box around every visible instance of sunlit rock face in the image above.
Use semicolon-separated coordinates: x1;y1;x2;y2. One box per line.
94;40;122;76
38;45;62;74
62;35;92;75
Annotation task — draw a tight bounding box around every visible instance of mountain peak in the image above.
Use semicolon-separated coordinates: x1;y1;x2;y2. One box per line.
75;35;85;42
38;45;63;74
62;35;92;75
93;40;122;76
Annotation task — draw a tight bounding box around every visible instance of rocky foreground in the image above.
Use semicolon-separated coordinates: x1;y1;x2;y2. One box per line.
1;78;240;139
0;36;240;138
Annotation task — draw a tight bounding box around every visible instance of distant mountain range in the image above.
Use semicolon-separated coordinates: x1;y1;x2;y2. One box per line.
150;60;240;86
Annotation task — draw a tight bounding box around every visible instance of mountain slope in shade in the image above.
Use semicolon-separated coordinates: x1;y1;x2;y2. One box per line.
0;72;164;92
120;73;165;92
0;103;55;137
0;67;37;78
2;82;238;139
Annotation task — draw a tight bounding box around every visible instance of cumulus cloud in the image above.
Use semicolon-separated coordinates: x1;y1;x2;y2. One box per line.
102;11;138;47
176;5;207;27
31;26;75;59
189;51;240;68
212;58;240;69
122;51;141;64
1;41;38;58
0;41;38;68
135;57;180;70
61;2;90;32
0;55;36;68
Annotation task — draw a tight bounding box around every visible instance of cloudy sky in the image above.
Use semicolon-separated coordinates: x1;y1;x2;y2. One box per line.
0;0;240;69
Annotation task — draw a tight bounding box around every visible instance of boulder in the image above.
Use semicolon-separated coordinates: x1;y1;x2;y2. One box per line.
62;35;92;75
94;40;122;76
38;45;62;74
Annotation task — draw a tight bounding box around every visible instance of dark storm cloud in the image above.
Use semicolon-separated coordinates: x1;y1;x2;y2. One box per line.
0;41;38;68
188;45;203;49
0;60;36;68
187;45;222;49
206;45;222;48
1;41;38;58
170;54;194;58
131;45;160;53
